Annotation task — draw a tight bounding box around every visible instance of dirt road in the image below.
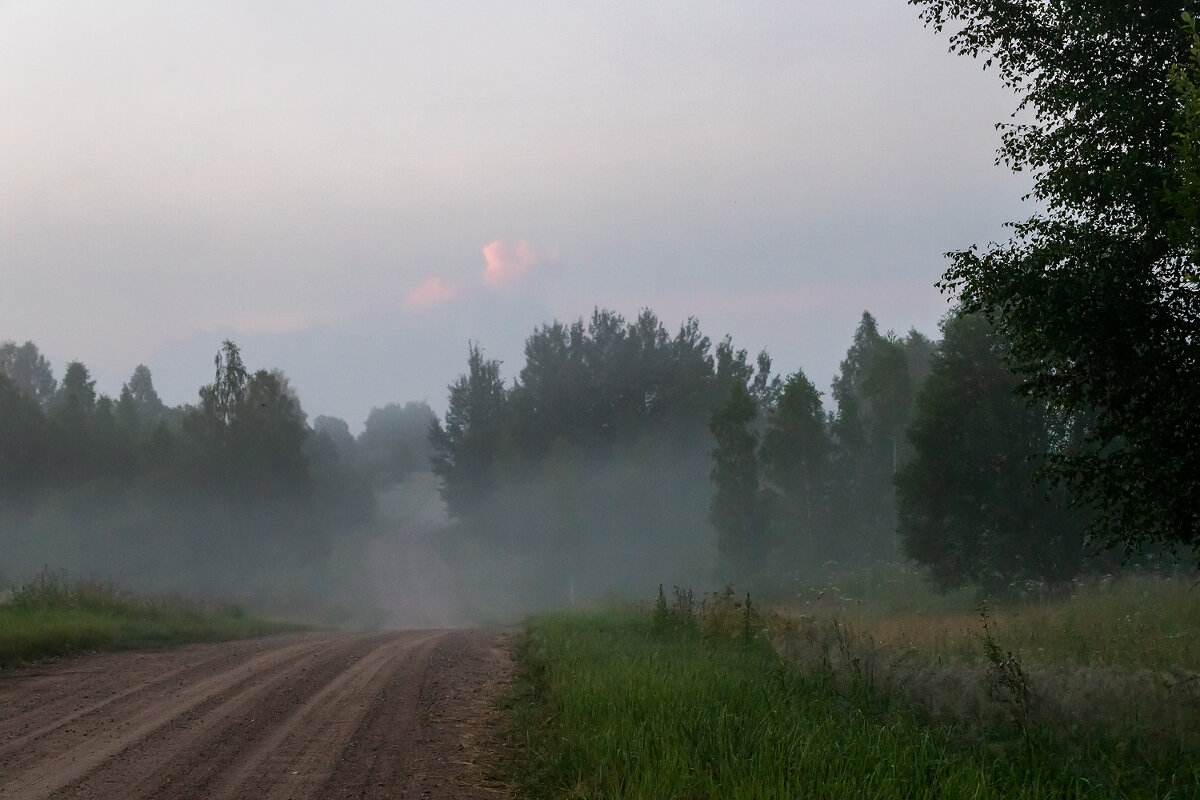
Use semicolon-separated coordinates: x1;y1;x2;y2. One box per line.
0;629;514;799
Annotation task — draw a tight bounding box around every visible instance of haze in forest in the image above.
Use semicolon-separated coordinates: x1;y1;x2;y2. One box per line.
1;302;1128;626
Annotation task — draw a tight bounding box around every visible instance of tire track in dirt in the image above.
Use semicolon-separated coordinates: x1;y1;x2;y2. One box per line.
0;629;513;800
315;633;447;798
0;634;323;769
57;634;393;799
0;634;305;736
0;635;344;798
194;632;443;800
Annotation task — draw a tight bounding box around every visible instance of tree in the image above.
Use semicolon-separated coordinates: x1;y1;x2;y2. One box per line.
0;371;48;495
0;340;56;407
1168;13;1200;260
830;312;881;454
127;365;165;427
52;361;97;422
227;368;310;492
356;402;436;483
430;343;510;518
311;415;356;463
114;365;165;435
199;340;248;430
828;312;926;560
115;385;139;433
911;1;1200;554
508;319;588;461
709;380;765;580
897;313;1088;594
508;309;724;463
759;370;832;562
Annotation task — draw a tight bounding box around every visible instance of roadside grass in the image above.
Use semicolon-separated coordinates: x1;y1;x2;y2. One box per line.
0;569;306;667
510;579;1200;799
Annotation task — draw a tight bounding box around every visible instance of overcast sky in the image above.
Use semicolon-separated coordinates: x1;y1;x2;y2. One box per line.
1;1;1030;431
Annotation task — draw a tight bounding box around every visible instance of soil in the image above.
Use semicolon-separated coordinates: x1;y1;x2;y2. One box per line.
0;629;515;799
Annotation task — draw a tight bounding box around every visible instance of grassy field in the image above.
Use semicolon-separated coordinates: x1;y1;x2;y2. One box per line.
0;569;306;667
509;574;1200;799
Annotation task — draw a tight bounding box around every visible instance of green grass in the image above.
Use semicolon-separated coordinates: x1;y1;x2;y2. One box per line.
0;569;306;667
510;584;1200;799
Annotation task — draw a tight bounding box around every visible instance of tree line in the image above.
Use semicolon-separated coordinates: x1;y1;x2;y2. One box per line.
707;309;1105;596
427;303;1146;605
1;297;1183;611
0;339;434;605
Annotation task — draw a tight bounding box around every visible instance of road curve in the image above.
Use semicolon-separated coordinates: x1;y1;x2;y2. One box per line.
0;629;513;799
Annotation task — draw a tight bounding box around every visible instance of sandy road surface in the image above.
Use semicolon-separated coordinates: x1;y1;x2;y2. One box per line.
0;629;513;800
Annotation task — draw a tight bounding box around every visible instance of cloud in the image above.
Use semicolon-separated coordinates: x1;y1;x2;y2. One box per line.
405;276;463;309
403;237;559;314
482;238;558;288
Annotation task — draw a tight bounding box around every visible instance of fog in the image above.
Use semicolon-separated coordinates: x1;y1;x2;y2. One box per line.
0;446;714;627
434;442;717;621
0;305;1124;626
0;316;748;624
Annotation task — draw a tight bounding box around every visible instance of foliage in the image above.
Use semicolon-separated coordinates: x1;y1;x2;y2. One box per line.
354;401;436;484
230;369;310;490
896;313;1089;593
117;364;166;433
429;305;949;603
0;338;377;606
310;414;356;461
0;371;48;496
199;339;248;429
651;584;699;636
1169;12;1200;260
51;360;97;421
721;312;930;581
759;369;834;567
911;0;1200;555
827;312;931;562
430;342;510;518
505;309;728;461
709;381;765;579
0;339;57;407
430;309;761;605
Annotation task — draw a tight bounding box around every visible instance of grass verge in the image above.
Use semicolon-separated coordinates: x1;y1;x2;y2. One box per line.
0;569;306;667
510;585;1199;799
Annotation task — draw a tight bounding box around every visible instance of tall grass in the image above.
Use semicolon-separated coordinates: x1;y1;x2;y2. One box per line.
768;572;1200;794
778;565;1200;670
510;581;1200;799
0;569;304;667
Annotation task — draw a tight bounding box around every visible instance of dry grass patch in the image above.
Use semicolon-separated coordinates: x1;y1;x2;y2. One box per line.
763;571;1200;784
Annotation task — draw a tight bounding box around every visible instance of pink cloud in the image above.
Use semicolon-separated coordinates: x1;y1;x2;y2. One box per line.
482;238;558;288
405;276;463;309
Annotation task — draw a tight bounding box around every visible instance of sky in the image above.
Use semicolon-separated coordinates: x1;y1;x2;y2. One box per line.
0;1;1032;432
